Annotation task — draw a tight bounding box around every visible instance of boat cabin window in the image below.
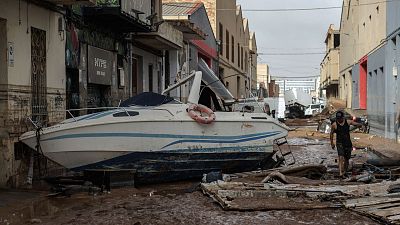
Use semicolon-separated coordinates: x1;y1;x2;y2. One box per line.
113;111;139;117
242;105;255;113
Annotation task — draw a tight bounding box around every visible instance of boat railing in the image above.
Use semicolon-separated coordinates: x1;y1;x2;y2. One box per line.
65;106;175;122
64;107;133;122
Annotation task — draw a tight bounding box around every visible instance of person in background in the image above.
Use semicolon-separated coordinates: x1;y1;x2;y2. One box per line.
330;111;362;178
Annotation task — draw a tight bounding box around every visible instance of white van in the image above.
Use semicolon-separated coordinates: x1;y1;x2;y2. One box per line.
304;104;325;117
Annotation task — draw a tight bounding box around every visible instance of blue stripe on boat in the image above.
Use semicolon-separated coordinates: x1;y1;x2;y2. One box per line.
161;132;281;148
42;131;282;142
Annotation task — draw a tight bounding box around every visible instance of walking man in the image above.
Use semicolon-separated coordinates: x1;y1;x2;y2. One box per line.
330;111;362;178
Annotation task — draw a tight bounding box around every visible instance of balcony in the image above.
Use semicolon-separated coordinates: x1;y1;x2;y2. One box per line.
134;22;183;52
82;0;153;33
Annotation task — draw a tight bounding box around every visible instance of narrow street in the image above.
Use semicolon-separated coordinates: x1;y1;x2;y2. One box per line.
1;0;400;224
1;124;398;224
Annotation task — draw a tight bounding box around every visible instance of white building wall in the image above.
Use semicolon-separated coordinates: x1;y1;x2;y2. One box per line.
0;0;66;188
0;0;65;89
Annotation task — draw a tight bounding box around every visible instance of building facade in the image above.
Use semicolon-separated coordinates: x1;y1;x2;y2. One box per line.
163;2;219;106
162;0;258;99
320;24;340;100
257;64;270;97
0;0;75;187
275;78;318;96
340;0;399;139
0;0;185;188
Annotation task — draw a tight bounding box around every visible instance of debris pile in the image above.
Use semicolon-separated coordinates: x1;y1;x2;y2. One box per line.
201;163;400;224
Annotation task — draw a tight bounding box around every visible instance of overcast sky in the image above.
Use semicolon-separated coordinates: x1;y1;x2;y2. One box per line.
236;0;342;79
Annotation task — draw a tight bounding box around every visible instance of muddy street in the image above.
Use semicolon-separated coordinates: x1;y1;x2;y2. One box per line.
0;133;383;225
36;183;378;225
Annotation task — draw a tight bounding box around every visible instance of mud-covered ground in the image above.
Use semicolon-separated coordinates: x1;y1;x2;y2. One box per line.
0;130;384;225
34;183;378;225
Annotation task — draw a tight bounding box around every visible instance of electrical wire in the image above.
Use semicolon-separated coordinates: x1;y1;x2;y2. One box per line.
259;52;325;56
164;0;399;12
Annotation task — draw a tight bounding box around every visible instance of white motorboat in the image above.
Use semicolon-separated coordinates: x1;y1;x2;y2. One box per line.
20;69;289;183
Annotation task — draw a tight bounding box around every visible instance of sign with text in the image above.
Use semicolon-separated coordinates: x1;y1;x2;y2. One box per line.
88;46;113;85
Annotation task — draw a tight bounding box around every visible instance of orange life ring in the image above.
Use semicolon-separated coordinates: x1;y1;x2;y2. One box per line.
188;104;216;124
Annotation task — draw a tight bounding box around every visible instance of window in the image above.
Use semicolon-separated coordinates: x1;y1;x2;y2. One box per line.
237;76;241;97
245;52;248;71
241;47;244;70
237;43;240;67
219;23;223;55
226;81;229;88
113;111;139;117
226;30;230;60
231;36;235;63
376;6;379;13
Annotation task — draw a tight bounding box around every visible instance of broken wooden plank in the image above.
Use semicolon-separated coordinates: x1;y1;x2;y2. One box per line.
345;197;400;208
387;214;400;222
366;206;400;217
360;202;400;211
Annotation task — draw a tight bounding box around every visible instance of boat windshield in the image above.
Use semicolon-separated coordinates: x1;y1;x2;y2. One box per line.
120;92;180;107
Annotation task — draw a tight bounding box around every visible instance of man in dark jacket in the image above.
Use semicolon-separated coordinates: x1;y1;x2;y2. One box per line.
330;111;362;178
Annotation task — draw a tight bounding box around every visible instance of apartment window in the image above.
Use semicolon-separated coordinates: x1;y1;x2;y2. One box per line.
231;36;235;63
219;23;223;55
245;52;248;71
237;76;241;98
237;43;240;67
241;47;244;70
380;67;384;73
226;30;230;60
376;6;379;14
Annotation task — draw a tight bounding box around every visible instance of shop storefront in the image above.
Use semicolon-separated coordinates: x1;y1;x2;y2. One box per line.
87;45;114;113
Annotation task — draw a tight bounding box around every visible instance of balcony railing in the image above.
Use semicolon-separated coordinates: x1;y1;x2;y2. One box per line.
82;0;154;32
93;0;153;25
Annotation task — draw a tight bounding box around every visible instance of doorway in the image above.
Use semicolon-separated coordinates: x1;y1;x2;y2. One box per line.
359;58;368;109
148;64;153;92
66;68;79;118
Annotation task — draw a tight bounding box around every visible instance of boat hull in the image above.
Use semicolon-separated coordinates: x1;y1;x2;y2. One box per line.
72;148;277;184
20;107;288;183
